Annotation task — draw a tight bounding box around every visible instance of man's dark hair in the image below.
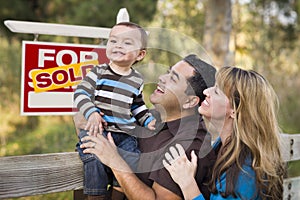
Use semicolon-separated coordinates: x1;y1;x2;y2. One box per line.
183;54;216;104
114;22;148;50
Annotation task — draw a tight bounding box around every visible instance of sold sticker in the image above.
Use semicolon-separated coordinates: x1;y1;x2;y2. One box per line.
31;60;98;92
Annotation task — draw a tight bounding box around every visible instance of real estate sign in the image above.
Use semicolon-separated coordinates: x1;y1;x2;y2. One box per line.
21;41;108;115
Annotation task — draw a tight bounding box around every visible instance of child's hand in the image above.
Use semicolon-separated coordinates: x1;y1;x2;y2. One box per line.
147;119;156;130
85;112;107;136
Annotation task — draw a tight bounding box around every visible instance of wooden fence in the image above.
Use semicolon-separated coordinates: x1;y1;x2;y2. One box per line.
0;133;299;199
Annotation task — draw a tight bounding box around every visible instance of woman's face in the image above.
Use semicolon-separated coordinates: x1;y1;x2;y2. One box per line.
198;85;233;122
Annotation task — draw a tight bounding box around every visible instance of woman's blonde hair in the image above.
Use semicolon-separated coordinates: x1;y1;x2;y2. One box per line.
210;66;285;199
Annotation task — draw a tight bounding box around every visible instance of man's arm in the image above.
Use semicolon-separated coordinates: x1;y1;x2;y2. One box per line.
80;133;182;200
113;167;181;200
73;112;87;136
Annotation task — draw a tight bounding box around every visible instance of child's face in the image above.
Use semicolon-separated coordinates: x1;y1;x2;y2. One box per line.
106;25;145;67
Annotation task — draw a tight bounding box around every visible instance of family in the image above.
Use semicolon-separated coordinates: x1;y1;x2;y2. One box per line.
73;22;285;200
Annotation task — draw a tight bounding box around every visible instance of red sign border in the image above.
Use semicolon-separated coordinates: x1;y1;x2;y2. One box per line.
21;41;107;116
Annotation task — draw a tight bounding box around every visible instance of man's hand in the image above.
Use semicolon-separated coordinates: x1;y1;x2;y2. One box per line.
85;112;107;136
80;133;131;172
81;133;182;200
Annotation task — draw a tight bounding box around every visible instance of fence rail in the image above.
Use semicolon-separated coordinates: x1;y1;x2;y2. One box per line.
0;133;300;199
0;152;83;199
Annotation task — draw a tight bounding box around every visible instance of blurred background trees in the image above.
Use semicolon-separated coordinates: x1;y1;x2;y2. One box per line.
0;0;299;199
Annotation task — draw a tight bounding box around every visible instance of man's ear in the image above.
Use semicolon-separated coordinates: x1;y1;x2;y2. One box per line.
137;49;147;61
183;96;200;109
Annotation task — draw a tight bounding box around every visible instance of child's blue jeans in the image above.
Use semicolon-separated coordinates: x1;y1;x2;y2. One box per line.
76;129;140;195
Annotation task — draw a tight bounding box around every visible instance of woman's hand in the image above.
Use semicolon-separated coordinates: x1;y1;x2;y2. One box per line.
163;144;199;196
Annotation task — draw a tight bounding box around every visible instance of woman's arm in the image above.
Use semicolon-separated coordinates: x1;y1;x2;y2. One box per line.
163;144;202;200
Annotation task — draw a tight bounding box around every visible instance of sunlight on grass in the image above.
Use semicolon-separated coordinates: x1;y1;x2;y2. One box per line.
7;191;74;200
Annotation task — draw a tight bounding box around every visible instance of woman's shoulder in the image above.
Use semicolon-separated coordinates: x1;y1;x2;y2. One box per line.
235;157;260;199
215;157;260;199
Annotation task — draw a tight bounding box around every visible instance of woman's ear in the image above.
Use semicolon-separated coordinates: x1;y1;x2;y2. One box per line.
183;96;200;109
229;109;235;119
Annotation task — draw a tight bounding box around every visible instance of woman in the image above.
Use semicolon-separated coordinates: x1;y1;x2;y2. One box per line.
163;66;285;200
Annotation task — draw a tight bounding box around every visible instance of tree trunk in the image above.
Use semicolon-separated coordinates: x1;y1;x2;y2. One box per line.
203;0;232;68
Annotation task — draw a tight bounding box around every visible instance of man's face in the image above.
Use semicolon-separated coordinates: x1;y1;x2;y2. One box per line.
150;60;195;112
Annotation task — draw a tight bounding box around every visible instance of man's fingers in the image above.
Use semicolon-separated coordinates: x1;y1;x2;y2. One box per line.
80;141;95;149
81;135;98;143
107;132;116;146
82;147;96;154
81;135;91;142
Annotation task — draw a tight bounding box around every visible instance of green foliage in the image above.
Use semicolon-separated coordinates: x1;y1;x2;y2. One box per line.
0;38;21;106
2;116;77;156
0;0;36;39
8;191;73;200
288;160;300;178
0;0;157;41
233;0;300;134
150;0;205;38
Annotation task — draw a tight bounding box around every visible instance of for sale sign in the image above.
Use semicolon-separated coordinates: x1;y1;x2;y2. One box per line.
21;41;109;115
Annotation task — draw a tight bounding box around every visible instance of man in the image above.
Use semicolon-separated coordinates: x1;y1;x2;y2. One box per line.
77;54;217;200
